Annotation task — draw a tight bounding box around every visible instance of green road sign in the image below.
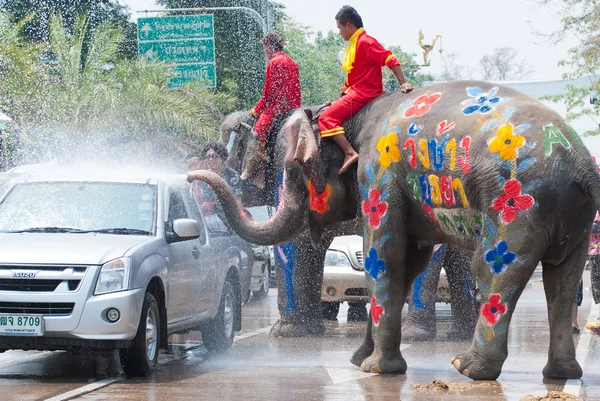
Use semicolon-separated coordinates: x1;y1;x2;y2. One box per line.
139;39;215;64
170;64;216;88
138;15;214;42
138;14;216;88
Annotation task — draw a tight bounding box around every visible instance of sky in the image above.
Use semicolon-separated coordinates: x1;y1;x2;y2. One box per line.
122;0;580;81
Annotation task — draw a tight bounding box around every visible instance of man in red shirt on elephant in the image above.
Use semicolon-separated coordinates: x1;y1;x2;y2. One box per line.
319;6;413;174
242;32;301;180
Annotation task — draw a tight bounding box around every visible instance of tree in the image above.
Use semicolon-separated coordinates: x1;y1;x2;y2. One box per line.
0;0;137;58
539;0;599;135
479;47;532;80
438;53;468;81
0;12;235;163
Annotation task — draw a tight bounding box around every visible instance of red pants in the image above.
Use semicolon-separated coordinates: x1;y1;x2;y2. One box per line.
253;110;277;143
318;93;374;137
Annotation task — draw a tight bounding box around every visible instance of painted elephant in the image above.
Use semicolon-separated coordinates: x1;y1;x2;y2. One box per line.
402;244;477;341
190;80;600;380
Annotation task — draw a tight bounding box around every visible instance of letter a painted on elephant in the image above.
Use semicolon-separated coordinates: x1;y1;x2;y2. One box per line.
543;124;571;157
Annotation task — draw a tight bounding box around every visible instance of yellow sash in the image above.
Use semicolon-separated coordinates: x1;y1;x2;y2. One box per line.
341;27;365;73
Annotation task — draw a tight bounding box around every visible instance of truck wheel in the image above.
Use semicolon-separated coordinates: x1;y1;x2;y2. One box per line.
201;279;237;352
120;292;160;377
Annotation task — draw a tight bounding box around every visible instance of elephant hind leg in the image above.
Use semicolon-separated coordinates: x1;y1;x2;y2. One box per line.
540;239;587;379
452;241;543;380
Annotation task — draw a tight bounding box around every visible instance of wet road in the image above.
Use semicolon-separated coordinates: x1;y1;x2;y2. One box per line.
2;268;600;400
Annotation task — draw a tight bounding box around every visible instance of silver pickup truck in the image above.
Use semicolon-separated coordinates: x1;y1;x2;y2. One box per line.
0;168;253;376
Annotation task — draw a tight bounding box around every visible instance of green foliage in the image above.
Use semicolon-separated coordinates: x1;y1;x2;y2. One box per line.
384;45;435;90
0;0;137;58
0;12;235;160
542;0;599;135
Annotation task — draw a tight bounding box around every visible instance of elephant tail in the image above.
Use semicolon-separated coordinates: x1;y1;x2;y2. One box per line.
573;149;600;214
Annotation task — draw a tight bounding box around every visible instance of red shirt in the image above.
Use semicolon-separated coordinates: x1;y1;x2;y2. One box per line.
254;52;301;115
343;32;401;99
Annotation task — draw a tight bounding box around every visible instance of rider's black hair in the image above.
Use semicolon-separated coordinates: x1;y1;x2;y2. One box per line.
335;6;364;28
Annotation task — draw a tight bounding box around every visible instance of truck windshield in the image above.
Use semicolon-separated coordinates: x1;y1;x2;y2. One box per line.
0;182;156;235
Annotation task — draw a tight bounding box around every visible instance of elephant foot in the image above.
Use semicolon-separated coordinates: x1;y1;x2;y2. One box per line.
447;323;475;341
360;350;407;374
350;343;374;367
542;358;582;379
347;302;368;322
451;351;503;380
270;318;325;337
401;321;436;341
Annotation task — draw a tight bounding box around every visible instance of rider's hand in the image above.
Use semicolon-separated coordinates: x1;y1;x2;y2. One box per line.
400;83;414;93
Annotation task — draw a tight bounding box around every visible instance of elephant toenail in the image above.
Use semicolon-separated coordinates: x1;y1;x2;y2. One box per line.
462;369;470;376
452;359;461;369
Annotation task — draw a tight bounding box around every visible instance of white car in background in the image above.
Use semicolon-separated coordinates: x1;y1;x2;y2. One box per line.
321;235;368;320
321;236;451;320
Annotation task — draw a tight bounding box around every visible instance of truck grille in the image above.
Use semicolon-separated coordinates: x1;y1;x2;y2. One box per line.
0;265;86;293
0;302;75;315
355;251;363;266
0;279;81;292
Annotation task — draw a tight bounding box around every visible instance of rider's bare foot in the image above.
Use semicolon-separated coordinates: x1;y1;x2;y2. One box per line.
339;152;359;174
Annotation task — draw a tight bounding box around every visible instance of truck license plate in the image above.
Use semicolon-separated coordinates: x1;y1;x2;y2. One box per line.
0;315;44;336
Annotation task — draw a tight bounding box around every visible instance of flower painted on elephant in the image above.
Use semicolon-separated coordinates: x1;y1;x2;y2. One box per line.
461;87;501;115
481;294;507;326
364;248;386;280
437;120;455;135
489;124;526;161
307;180;331;214
491;179;534;224
371;296;385;325
403;138;417;168
377;133;402;168
404;93;442;118
485;241;517;274
408;122;423;135
362;189;389;229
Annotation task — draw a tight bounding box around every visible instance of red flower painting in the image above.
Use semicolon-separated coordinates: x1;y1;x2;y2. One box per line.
404;93;442;118
481;294;507;326
362;189;389;229
371;296;384;325
307;181;331;214
491;179;534;223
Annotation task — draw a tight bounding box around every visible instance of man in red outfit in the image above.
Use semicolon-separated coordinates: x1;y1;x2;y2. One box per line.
319;6;413;174
242;32;301;180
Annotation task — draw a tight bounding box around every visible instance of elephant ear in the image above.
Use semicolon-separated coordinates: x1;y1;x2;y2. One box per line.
293;109;321;166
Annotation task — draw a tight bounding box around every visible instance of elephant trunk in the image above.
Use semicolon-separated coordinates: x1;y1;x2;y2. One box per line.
189;166;308;246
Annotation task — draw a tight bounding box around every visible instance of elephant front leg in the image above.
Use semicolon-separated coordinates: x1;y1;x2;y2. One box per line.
270;233;330;337
451;244;541;380
357;242;433;373
402;245;445;341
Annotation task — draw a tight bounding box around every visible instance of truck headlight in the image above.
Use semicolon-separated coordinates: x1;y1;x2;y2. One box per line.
95;257;131;295
325;250;351;267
